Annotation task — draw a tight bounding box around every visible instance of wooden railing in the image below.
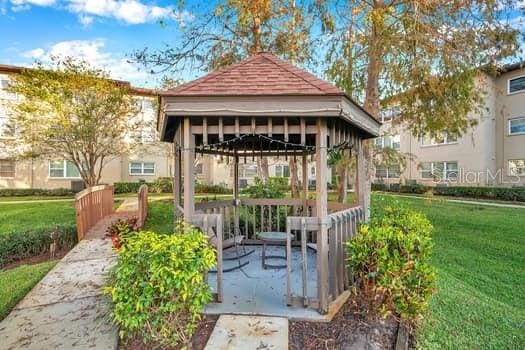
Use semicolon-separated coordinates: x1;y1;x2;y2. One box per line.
74;185;114;240
194;198;356;242
137;184;148;229
286;206;363;313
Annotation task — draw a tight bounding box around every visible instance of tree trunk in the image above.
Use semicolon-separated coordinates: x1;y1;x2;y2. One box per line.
290;158;299;198
337;164;348;203
258;157;269;183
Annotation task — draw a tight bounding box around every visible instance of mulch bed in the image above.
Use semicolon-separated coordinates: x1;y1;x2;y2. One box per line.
1;248;71;271
289;294;399;350
118;314;218;350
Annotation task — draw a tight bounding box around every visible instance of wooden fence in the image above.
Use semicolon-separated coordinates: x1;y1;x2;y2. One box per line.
137;184;148;229
74;185;114;240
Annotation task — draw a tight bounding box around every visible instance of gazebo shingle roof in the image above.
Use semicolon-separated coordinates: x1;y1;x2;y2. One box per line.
162;52;344;96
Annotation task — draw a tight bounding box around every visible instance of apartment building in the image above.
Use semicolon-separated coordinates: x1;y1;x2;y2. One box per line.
374;62;525;187
0;64;172;190
195;155;325;189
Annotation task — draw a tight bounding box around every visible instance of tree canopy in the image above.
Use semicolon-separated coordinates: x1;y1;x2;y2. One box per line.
7;57;140;187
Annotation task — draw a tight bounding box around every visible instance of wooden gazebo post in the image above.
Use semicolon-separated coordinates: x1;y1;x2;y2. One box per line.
315;118;329;313
183;117;195;221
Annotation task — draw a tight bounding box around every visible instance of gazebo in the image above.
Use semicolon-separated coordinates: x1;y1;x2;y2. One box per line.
158;53;380;318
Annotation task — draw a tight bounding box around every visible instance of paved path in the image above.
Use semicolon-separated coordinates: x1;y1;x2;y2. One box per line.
379;192;525;209
204;315;288;350
0;203;137;350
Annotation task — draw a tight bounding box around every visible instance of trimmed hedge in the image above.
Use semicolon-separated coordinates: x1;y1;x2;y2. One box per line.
0;224;77;267
195;183;232;194
114;182;148;194
0;188;75;197
372;183;525;202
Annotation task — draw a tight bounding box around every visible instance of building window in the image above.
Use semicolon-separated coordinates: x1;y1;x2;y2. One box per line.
49;160;80;178
0;159;15;178
375;135;400;150
420;161;458;180
509;117;525;135
129;162;155;175
275;165;290;177
195;163;204;175
508;76;525;94
240;163;258;177
420;132;457;146
311;166;315;176
375;164;400;178
0;77;9;90
509;160;525;176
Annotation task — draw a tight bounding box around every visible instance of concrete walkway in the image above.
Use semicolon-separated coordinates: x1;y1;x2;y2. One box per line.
204;315;288;350
0;204;137;350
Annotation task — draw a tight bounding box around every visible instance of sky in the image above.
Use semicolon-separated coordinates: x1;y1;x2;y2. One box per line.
0;0;524;89
0;0;193;88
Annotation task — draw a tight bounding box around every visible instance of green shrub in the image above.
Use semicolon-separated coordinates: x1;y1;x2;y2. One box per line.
241;177;287;198
347;202;435;322
150;177;173;193
105;224;216;348
113;182;149;194
0;224;77;267
372;183;525;201
195;182;232;194
0;188;74;197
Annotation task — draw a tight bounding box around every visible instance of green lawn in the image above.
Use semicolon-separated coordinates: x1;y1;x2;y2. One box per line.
143;194;524;349
373;194;525;349
0;260;58;321
0;201;76;234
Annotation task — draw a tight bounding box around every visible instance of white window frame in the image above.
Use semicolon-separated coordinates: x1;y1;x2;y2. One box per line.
420;133;458;147
420;161;458;181
0;159;15;178
48;160;81;179
129;162;156;176
375;135;400;150
508;159;525;177
508;117;525;136
507;75;525;95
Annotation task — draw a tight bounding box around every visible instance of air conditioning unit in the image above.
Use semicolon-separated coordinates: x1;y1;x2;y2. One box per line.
71;180;85;193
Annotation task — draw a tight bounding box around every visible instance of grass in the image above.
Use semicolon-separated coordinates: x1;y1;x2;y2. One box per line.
0;201;76;234
144;193;524;349
373;194;525;349
0;260;58;321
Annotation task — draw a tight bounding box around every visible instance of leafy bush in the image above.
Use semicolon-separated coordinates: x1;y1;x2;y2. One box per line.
0;224;77;267
347;202;435;322
0;188;74;197
105;217;139;249
195;182;232;194
105;224;216;348
241;177;287;198
372;183;525;201
150;177;173;193
113;182;148;194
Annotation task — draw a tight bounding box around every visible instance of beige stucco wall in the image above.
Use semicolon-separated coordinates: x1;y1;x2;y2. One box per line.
496;68;525;186
374;70;525;187
0;76;172;190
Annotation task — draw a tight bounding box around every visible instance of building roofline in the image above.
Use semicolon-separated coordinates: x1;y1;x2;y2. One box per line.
0;63;157;96
498;61;525;74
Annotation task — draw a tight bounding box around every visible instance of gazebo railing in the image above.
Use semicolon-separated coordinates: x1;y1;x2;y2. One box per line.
195;198;318;241
286;205;364;313
195;198;356;241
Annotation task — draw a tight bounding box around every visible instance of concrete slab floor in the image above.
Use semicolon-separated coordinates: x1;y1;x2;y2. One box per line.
204;315;288;350
205;245;326;321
